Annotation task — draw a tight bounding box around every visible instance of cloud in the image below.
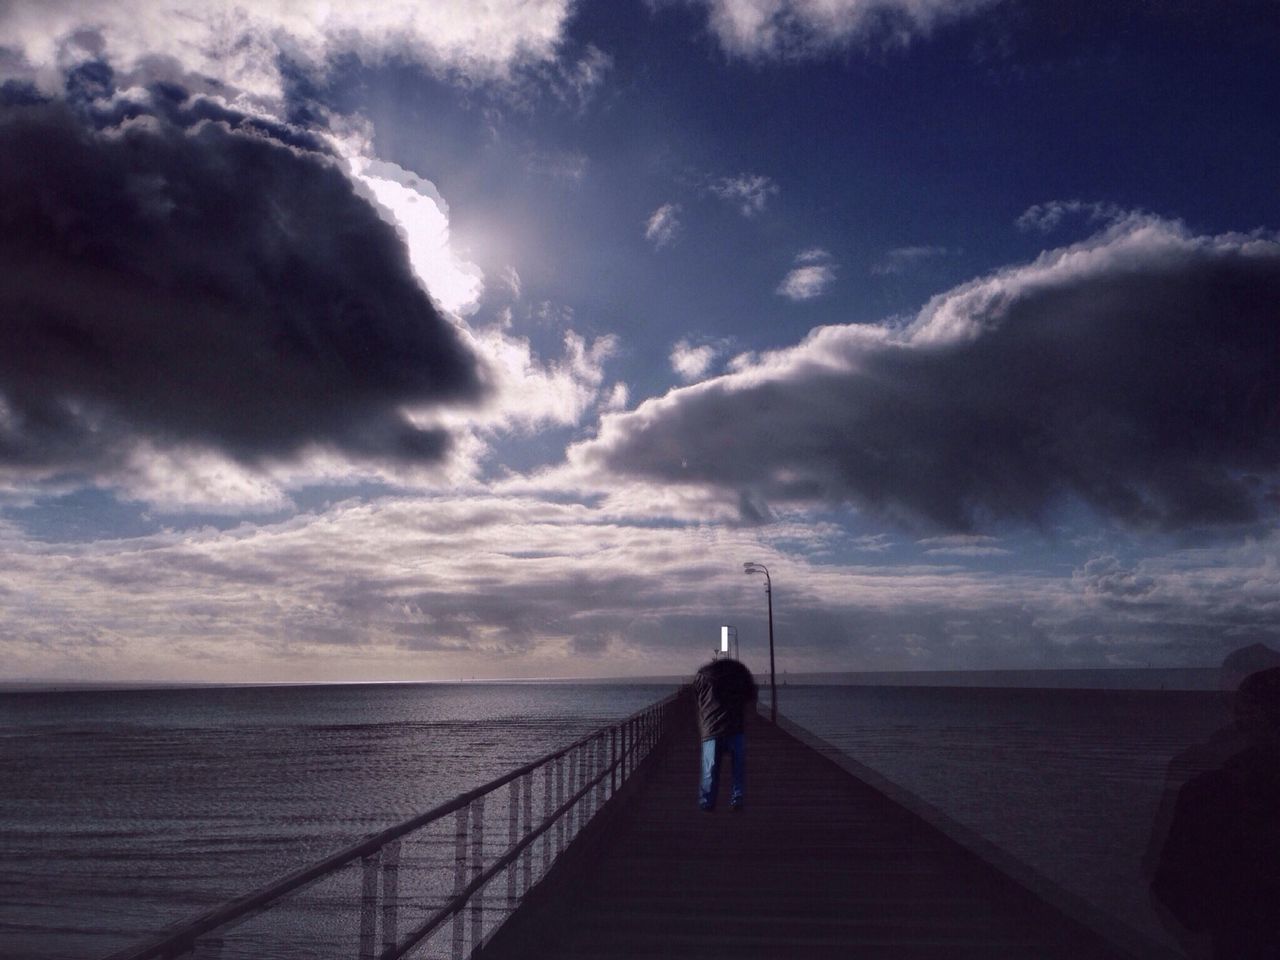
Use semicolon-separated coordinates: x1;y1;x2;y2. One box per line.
1017;200;1131;234
644;202;682;248
573;216;1280;533
501;266;523;300
602;382;630;412
452;328;619;435
0;0;575;105
688;0;998;60
553;44;613;107
0;82;483;502
871;245;953;275
919;535;1012;557
670;339;719;381
777;248;836;300
710;173;778;217
524;148;589;182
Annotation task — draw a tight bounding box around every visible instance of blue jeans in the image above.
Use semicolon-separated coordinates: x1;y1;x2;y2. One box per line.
699;733;745;810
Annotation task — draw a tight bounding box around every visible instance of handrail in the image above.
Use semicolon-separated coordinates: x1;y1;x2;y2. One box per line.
103;687;687;960
383;737;625;960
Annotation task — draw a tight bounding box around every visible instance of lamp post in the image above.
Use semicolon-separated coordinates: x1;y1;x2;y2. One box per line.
743;561;776;723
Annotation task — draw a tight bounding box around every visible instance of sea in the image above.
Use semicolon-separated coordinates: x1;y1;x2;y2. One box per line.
0;681;1230;959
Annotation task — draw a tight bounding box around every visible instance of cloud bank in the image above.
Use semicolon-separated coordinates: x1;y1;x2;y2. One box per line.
576;217;1280;532
7;492;1277;680
0;0;574;104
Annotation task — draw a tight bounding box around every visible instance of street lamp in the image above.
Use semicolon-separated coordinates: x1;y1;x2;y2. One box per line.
743;561;776;723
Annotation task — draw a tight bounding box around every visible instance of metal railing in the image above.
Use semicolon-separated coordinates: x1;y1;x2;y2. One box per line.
104;689;687;960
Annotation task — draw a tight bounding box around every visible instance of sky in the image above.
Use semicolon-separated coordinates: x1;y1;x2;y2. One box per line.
1;0;1279;682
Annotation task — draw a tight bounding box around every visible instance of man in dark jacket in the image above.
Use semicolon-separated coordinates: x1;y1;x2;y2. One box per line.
693;657;758;812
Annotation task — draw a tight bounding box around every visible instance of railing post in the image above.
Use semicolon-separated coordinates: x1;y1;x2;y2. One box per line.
359;849;380;960
610;725;617;794
522;770;533;893
470;796;484;954
452;807;468;960
381;840;400;957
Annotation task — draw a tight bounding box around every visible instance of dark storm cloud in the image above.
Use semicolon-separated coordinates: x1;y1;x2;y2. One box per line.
578;219;1280;532
0;72;483;478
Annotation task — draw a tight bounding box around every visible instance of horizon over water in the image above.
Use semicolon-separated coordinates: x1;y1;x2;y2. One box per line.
1;663;1224;693
2;676;1228;958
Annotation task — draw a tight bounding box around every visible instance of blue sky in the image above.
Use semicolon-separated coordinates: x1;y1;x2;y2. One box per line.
1;0;1278;682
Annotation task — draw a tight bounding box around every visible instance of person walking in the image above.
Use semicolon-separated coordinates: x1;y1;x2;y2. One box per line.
693;657;758;812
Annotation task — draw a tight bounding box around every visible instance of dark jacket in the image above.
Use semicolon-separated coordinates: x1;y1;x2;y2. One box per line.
693;659;758;740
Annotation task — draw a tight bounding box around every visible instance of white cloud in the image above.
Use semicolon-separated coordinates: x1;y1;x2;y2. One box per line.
1017;200;1132;234
602;382;630;412
710;173;778;217
501;266;523;300
871;244;953;275
0;0;575;104
692;0;998;60
525;148;590;182
555;43;613;107
449;326;620;436
670;339;719;381
777;248;836;300
644;202;682;248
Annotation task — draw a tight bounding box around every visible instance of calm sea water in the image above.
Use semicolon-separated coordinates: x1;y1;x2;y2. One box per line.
1;681;1229;959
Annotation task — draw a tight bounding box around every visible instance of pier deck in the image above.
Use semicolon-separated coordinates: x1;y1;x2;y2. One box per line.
483;701;1132;960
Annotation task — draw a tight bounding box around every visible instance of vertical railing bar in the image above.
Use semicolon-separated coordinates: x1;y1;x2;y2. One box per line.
359;849;380;960
579;742;589;826
555;754;565;855
469;796;484;955
521;770;533;893
565;746;575;839
452;806;468;960
507;777;519;908
610;725;617;795
594;735;600;811
542;761;552;874
381;840;400;956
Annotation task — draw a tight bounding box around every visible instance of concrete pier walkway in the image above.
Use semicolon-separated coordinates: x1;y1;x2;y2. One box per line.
483;700;1136;959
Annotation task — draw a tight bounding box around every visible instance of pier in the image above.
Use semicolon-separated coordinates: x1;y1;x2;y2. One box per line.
105;689;1165;960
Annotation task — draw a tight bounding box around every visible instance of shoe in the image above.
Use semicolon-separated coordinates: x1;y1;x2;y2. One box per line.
730;798;744;812
699;804;715;813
